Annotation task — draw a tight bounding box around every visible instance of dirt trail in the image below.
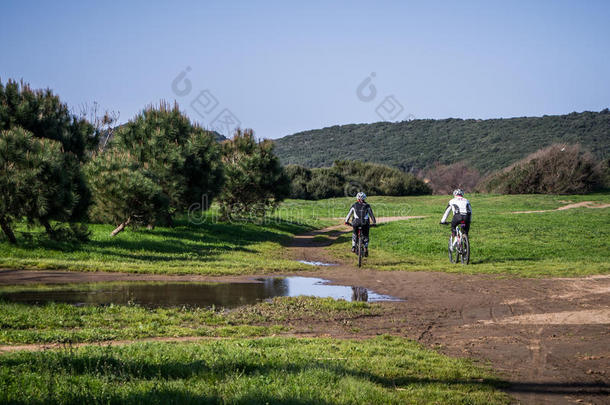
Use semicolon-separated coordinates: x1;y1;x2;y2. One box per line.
512;200;610;214
286;217;610;405
0;268;259;285
0;216;608;404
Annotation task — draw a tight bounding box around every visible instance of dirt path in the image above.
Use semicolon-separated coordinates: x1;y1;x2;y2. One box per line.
1;216;609;404
0;268;261;284
286;219;610;405
512;200;610;214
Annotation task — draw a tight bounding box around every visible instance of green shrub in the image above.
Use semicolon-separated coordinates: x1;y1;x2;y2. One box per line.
599;158;610;190
284;164;312;199
479;144;602;194
218;129;290;220
306;167;345;199
284;160;431;199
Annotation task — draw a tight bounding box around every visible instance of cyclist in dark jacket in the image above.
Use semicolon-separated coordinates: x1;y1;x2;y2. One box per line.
344;192;376;256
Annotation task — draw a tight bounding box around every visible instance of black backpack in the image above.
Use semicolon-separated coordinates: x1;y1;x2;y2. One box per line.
352;202;369;227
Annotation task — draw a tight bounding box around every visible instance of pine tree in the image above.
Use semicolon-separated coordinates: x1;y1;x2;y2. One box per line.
85;151;168;236
0;79;95;242
92;102;223;234
0;127;37;243
219;129;290;220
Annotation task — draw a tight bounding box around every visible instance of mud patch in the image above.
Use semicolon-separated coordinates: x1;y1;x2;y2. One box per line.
481;309;610;325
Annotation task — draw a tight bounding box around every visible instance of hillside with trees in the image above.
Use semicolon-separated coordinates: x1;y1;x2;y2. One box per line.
273;110;610;174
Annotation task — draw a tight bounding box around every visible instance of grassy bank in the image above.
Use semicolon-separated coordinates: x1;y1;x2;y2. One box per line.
0;296;381;344
0;211;329;275
0;336;509;404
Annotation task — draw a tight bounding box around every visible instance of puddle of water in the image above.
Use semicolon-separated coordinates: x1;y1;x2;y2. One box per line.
297;260;337;266
0;277;400;309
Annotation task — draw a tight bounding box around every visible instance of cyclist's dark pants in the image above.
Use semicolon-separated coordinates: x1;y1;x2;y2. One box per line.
451;214;471;236
352;224;370;247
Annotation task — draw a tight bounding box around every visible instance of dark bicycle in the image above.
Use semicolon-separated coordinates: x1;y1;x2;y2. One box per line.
442;221;470;265
346;222;373;267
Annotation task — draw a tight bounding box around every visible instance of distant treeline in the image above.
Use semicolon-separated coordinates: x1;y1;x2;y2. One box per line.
274;110;610;174
287;144;609;199
285;160;431;200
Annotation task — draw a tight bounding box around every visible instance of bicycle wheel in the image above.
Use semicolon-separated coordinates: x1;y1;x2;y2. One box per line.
357;233;363;268
448;236;457;263
460;234;470;265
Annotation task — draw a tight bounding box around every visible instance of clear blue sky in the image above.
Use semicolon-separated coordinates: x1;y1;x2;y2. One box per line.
2;0;609;138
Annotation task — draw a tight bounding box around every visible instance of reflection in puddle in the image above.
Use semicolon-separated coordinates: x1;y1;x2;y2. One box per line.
0;277;400;309
297;260;337;266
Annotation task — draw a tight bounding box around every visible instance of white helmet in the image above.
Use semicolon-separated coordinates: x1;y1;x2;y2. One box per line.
356;192;367;201
453;189;464;197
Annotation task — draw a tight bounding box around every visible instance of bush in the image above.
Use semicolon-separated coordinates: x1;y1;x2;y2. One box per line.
284;165;312;199
599;158;610;190
332;160;431;196
306;168;345;200
218;129;290;221
284;160;431;200
423;162;481;195
479;144;602;194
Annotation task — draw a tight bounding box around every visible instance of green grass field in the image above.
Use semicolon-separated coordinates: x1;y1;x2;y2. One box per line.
0;193;608;276
330;196;610;277
2;193;606;404
0;294;512;403
0;213;323;275
0;336;509;405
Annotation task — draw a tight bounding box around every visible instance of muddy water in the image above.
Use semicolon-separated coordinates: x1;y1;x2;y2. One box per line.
0;277;400;308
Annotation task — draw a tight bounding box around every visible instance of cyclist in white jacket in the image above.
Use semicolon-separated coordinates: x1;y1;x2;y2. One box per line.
440;189;472;250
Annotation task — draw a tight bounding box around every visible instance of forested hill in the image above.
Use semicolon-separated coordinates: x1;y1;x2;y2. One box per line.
273;110;610;174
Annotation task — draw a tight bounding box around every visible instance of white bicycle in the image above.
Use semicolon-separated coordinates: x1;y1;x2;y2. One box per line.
442;221;470;265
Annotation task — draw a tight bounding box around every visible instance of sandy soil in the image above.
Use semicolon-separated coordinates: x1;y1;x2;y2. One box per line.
1;217;609;404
